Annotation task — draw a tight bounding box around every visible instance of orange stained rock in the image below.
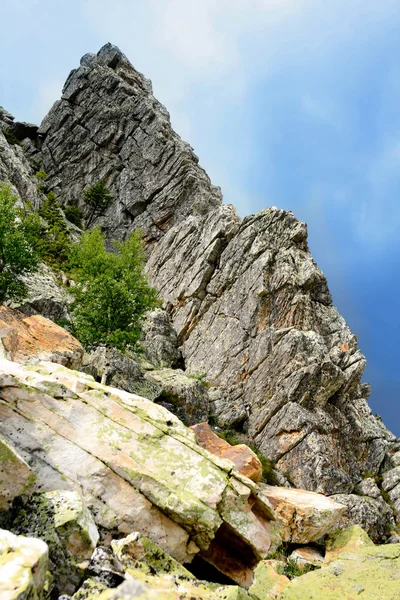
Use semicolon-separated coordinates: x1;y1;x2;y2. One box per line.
190;422;263;482
0;306;83;367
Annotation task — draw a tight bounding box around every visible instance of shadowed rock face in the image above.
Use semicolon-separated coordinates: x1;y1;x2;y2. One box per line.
7;43;396;496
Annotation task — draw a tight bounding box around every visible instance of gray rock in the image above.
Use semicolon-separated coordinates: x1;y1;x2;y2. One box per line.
1;44;397;541
140;309;182;368
144;367;209;425
354;477;381;499
331;493;395;543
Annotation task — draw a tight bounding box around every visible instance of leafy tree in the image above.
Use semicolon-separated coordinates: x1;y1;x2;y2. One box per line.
69;227;159;350
0;184;40;302
83;180;114;227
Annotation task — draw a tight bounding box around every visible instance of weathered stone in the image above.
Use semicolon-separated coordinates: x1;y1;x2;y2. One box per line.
10;263;71;322
214;587;252;600
248;560;291;600
85;546;124;588
331;493;395;543
281;543;400;600
141;309;181;368
0;435;34;510
111;532;194;579
12;490;99;596
0;358;278;586
72;578;109;599
324;525;374;565
145;368;209;425
29;44;397;500
289;547;324;569
80;346;152;396
0;528;49;600
354;477;381;499
191;422;262;482
0;306;83;368
260;484;345;543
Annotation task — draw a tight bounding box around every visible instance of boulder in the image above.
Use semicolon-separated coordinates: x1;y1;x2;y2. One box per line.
0;306;83;368
72;578;109;599
191;422;262;482
0;435;34;510
281;543;400;600
0;358;279;586
260;484;345;543
289;547;324;569
381;466;400;518
331;493;395;542
0;528;50;600
289;546;324;570
324;525;374;565
12;490;99;596
145;368;209;425
248;560;290;600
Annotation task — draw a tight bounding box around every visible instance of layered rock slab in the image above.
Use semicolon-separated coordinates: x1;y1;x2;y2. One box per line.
0;306;83;367
260;484;345;543
31;43;397;494
0;358;278;585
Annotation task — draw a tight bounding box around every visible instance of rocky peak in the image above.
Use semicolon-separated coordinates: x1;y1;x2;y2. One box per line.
0;44;397;522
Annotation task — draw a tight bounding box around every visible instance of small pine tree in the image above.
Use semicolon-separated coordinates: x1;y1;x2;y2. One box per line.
0;184;41;302
69;227;159;350
38;192;71;268
83;180;114;227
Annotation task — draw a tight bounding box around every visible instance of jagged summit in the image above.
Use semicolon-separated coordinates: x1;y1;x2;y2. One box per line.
0;44;398;541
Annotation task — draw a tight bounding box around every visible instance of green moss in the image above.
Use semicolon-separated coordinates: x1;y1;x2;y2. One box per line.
0;439;19;465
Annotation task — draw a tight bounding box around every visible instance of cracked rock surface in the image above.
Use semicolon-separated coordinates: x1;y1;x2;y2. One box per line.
1;44;398;522
0;358;279;586
25;43;397;498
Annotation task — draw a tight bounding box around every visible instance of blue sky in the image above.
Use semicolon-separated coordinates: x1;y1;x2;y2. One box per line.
1;0;400;434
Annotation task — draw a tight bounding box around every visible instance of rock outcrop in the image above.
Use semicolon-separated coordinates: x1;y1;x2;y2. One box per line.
0;305;83;367
0;358;280;587
20;43;396;499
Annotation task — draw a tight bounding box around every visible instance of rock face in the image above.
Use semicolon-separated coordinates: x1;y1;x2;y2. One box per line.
0;358;279;586
22;43;396;497
0;305;83;367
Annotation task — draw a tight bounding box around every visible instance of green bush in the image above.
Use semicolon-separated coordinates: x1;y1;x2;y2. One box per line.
34;169;49;193
69;227;159;350
0;184;40;301
83;180;114;227
2;129;22;146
